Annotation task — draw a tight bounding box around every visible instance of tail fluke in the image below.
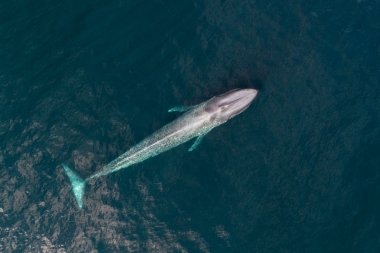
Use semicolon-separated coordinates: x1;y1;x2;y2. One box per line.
62;164;86;209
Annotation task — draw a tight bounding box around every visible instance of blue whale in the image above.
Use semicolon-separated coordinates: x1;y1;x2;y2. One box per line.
63;88;258;208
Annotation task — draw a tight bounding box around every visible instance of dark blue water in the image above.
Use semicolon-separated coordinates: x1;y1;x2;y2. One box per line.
1;0;380;252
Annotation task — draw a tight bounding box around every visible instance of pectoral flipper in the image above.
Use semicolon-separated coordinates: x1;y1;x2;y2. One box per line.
168;106;193;112
188;130;211;151
168;102;204;112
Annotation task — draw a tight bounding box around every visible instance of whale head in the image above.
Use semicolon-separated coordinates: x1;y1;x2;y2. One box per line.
206;88;258;122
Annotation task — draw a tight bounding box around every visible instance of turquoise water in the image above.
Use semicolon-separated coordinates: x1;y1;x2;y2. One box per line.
1;0;380;252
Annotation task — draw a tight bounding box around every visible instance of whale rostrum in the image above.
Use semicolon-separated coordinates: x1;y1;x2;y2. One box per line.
62;88;258;208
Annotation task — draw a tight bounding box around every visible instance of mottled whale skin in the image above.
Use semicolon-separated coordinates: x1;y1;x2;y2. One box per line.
62;88;258;208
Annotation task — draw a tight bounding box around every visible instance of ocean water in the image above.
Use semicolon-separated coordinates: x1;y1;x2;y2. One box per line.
1;0;380;252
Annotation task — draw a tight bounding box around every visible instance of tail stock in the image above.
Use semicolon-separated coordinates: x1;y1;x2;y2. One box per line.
62;164;86;209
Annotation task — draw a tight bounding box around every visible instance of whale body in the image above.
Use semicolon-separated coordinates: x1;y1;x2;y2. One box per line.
62;88;258;208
